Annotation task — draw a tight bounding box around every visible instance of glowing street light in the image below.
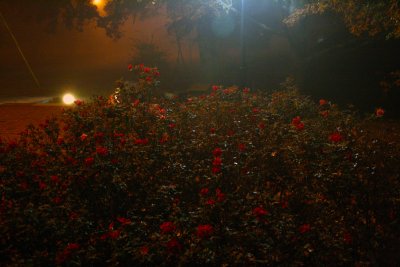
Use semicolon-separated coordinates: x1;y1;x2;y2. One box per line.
92;0;103;6
63;93;76;105
92;0;107;16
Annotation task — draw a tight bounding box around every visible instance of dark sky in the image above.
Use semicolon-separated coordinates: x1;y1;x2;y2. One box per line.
0;3;177;98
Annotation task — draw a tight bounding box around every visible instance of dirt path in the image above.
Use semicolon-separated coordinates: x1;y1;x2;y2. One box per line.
0;104;64;140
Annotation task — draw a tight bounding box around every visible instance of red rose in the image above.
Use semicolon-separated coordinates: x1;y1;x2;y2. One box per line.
136;63;144;70
212;166;221;174
50;175;60;183
96;146;108;156
197;224;213;239
238;143;246;152
227;130;235;137
291;117;305;131
299;223;311;234
103;223;121;240
53;197;62;204
74;100;83;106
108;229;121;239
117;217;131;225
319;99;327;106
94;132;105;140
85;157;94;166
216;188;225;202
134;138;149;145
212;85;220;91
66;243;80;251
100;233;109;240
343;232;352;244
38;181;47;190
57;137;64;145
243;87;250;94
320;110;329;117
114;133;125;138
253;207;268;217
159;133;169;144
376;108;384;117
19;181;29;190
200;188;209;196
329;132;343;143
69;212;79;220
173;197;180;205
212;157;222;166
206;199;216;206
292;116;301;125
160;221;176;234
140;246;149;255
295;122;305;131
258;122;266;130
212;148;222;157
80;133;88;141
128;64;133;71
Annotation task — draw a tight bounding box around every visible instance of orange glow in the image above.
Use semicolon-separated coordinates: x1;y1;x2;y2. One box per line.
92;0;103;6
92;0;107;16
63;93;76;105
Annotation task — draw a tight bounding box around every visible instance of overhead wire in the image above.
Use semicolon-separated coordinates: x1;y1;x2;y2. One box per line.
0;9;41;89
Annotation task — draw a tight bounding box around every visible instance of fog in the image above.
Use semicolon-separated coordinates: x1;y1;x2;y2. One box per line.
1;0;400;114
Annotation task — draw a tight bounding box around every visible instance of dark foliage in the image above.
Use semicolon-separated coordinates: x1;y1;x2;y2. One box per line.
1;67;399;266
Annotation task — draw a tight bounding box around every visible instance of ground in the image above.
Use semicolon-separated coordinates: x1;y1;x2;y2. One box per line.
0;104;63;140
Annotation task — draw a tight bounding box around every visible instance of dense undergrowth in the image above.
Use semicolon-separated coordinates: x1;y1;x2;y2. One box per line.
1;65;399;266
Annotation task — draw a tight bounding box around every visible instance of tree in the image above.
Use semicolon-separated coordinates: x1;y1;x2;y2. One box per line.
4;1;399;41
3;0;400;107
0;0;98;32
284;0;400;39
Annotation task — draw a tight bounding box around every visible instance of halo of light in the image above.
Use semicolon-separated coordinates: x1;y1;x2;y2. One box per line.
92;0;103;6
63;93;76;105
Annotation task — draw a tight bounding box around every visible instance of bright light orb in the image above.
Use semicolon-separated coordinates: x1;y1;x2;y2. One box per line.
63;93;76;105
93;0;102;6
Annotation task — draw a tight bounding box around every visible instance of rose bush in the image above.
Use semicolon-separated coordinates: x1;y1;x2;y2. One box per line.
0;66;399;266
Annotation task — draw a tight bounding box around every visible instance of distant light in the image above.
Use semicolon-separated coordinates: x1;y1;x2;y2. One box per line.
63;94;76;105
92;0;103;6
92;0;107;16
